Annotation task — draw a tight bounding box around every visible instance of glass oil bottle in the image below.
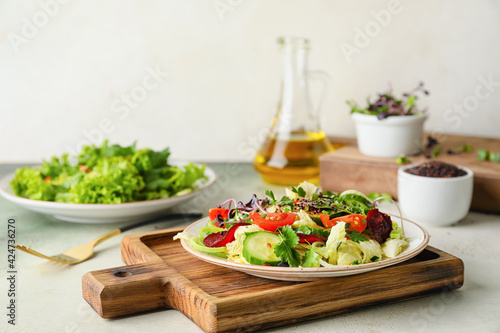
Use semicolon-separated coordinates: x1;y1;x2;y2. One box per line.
253;37;334;185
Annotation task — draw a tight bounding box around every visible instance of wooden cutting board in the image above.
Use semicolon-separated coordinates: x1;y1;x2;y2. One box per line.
322;134;500;214
83;227;464;333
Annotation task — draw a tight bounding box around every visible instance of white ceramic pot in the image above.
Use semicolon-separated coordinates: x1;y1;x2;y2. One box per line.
397;165;473;227
351;113;428;157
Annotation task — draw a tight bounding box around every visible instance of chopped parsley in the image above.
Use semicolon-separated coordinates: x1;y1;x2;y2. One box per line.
278;196;294;208
265;190;277;203
291;186;307;197
345;229;369;243
274;226;301;267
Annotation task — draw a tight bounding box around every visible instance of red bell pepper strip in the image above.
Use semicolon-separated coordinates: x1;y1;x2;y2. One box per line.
203;222;250;247
297;233;327;244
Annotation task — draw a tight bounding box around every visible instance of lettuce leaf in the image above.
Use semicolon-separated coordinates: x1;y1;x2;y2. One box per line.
302;247;320;268
353;239;383;263
10;168;57;201
313;222;346;265
382;238;409;258
10;141;207;204
337;240;363;265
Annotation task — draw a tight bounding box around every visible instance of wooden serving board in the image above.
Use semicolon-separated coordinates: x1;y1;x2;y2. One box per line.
83;227;464;333
322;134;500;214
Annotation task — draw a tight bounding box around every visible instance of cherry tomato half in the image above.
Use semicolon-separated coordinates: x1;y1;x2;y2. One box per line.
249;213;297;232
320;214;367;233
208;208;229;222
79;165;90;173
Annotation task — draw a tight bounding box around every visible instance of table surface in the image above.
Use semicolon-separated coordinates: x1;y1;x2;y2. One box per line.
1;162;499;333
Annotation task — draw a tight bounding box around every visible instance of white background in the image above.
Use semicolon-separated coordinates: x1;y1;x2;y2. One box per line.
1;0;499;163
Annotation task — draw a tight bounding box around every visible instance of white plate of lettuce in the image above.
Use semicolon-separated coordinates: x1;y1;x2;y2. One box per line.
0;142;216;223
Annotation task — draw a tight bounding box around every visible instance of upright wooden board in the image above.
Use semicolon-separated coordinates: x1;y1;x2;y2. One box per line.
323;134;500;214
83;227;464;333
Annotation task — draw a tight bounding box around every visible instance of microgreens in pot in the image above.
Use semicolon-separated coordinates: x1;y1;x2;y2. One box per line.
347;82;429;120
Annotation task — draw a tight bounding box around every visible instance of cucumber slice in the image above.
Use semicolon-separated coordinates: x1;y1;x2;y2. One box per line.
242;231;282;266
310;215;322;224
189;237;226;254
309;215;328;228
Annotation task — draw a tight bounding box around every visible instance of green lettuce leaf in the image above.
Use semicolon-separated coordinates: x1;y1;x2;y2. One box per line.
10;141;207;204
302;247;320;268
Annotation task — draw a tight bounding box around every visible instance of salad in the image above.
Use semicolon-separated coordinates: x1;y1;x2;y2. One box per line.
347;82;429;120
10;141;207;204
175;182;409;268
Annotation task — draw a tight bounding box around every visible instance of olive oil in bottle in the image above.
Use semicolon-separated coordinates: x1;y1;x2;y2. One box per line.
254;131;333;185
253;37;334;185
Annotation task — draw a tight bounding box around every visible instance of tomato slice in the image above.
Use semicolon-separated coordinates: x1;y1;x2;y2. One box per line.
319;214;332;228
209;208;229;222
320;214;367;233
249;213;297;232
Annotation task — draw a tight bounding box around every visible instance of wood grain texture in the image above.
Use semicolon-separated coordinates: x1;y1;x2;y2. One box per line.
322;133;500;214
83;227;464;333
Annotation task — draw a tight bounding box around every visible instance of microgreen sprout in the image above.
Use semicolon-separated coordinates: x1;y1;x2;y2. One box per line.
348;82;429;120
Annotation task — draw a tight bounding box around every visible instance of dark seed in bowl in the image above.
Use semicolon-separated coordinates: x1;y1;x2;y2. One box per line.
405;161;467;178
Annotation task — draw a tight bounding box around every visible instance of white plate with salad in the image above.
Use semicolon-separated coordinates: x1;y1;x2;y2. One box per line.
175;182;429;281
0;142;216;223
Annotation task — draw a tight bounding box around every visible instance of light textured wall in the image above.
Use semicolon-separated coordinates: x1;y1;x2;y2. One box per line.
1;0;499;163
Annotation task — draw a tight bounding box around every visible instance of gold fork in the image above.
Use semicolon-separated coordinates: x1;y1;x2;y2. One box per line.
15;212;201;265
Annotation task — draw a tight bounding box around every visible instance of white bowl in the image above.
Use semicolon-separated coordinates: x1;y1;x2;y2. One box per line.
351;113;427;157
397;164;473;227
